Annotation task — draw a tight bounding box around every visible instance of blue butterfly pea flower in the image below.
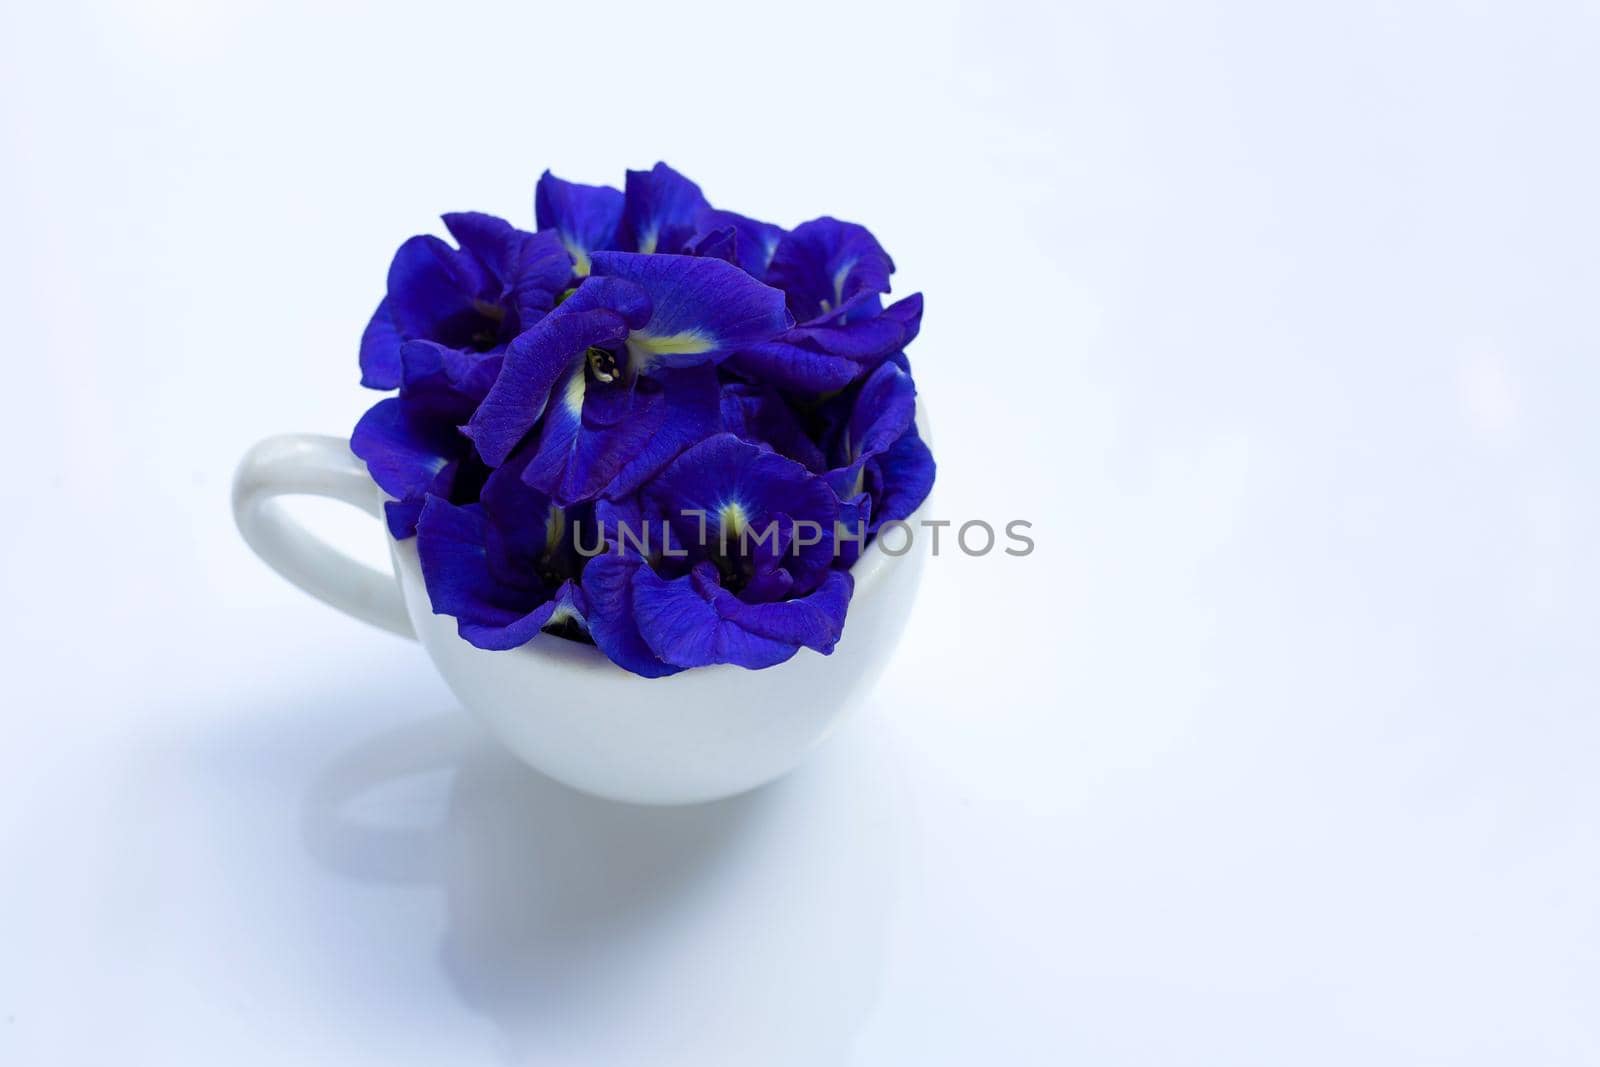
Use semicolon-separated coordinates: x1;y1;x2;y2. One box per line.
581;434;852;673
534;171;623;278
718;381;828;474
686;208;788;278
537;163;787;280
465;252;793;505
414;445;592;650
619;162;710;255
726;218;923;392
351;163;935;674
359;212;571;389
818;360;936;565
353;214;571;536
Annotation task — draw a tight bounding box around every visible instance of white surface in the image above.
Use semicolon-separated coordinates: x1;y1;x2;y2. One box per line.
2;1;1597;1063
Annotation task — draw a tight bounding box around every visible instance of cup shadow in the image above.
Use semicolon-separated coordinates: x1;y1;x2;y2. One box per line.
301;709;899;1063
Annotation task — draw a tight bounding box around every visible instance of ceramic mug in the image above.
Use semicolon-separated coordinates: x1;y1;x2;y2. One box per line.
232;427;927;805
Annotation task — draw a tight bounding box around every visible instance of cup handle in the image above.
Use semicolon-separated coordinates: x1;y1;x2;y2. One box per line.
232;433;415;640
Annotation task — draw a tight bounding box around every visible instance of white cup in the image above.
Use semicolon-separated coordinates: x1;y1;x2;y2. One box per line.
232;429;927;805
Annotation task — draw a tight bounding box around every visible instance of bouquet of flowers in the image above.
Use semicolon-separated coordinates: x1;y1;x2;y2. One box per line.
352;164;933;676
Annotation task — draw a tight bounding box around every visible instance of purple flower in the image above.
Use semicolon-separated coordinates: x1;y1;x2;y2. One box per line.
725;218;924;392
353;214;569;536
686;209;787;278
537;162;787;280
534;172;623;278
619;162;710;256
414;445;592;651
582;435;852;673
718;380;827;474
360;212;571;389
819;360;935;565
464;252;792;505
350;164;935;675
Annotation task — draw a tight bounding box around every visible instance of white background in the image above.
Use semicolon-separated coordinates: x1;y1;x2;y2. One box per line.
2;1;1597;1063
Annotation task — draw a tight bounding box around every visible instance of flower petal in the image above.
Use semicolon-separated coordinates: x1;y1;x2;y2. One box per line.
588;252;792;374
642;433;840;587
604;365;723;499
717;568;853;652
631;562;800;669
359;298;403;389
619;162;709;255
580;551;684;677
690;209;786;278
719;382;827;472
442;213;573;332
765;217;896;325
534;171;624;277
397;340;501;425
351;397;462;538
838;360;918;467
478;444;563;563
384;234;492;344
416;498;583;651
631;562;852;669
510;228;580;324
723;341;862;393
724;292;922;392
868;424;935;530
522;365;720;507
463;304;632;467
684;224;738;268
883;290;924;349
440;211;521;278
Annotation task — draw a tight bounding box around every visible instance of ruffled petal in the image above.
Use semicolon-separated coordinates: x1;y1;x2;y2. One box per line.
416;498;585;651
883;290;924;349
398;340;502;426
588;252;792;373
522;365;720;507
619;162;709;255
815;361;929;552
723;341;862;393
351;397;463;538
719;382;827;472
580;551;684;677
509;228;579;325
478;444;563;563
631;562;852;669
359;297;403;389
604;366;723;499
557;274;652;326
717;568;853;652
684;224;738;268
838;360;918;467
764;217;896;325
534;171;624;277
442;213;573;333
689;209;786;278
631;562;800;669
724;292;922;392
828;489;873;569
463;304;632;466
817;360;915;545
641;433;840;587
532;374;617;502
441;211;521;280
867;424;935;531
384;234;492;345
